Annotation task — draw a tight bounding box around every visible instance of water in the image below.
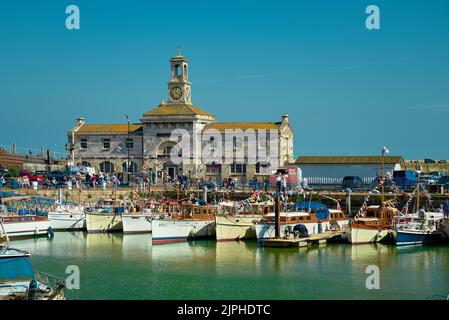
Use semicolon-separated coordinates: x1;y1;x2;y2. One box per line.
7;232;449;300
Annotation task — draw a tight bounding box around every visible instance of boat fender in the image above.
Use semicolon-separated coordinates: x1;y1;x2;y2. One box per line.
47;226;55;238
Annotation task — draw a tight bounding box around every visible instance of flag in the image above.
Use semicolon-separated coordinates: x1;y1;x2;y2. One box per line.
382;146;390;154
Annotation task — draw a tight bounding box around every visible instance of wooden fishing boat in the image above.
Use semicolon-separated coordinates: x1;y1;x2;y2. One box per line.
151;203;218;244
215;201;275;241
255;202;349;240
0;197;51;241
85;200;123;233
47;204;86;231
347;205;398;244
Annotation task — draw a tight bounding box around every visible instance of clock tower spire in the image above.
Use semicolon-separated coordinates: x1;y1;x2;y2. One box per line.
168;48;192;104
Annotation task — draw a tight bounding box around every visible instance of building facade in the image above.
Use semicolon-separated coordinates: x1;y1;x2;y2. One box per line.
67;53;294;183
294;156;403;186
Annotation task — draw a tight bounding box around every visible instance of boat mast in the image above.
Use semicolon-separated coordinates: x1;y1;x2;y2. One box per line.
416;175;420;213
0;217;10;249
381;148;385;206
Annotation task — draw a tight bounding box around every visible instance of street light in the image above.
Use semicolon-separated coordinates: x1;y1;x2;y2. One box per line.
124;113;130;183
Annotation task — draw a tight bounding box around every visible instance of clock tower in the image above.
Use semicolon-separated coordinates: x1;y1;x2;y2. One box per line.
167;48;192;104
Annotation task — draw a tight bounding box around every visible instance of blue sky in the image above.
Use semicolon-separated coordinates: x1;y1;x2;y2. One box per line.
1;0;448;160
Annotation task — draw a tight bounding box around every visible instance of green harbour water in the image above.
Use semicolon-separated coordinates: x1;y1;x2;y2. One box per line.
8;232;449;300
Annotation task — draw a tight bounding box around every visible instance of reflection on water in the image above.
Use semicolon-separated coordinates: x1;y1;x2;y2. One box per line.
7;232;449;300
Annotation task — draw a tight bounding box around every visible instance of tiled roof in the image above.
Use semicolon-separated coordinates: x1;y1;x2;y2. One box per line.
203;122;282;131
77;124;143;134
143;103;214;117
295;156;404;165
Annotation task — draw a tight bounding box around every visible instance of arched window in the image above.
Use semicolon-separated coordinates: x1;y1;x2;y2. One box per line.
255;162;270;175
99;161;114;173
122;161;138;173
175;64;181;77
76;161;91;167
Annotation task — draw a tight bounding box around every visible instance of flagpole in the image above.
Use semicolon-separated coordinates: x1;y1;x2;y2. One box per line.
381;147;385;205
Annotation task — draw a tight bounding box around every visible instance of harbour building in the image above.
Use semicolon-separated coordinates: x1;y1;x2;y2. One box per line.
294;156;404;186
67;52;294;183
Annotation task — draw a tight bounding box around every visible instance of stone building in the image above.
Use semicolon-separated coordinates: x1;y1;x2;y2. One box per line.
67;52;294;183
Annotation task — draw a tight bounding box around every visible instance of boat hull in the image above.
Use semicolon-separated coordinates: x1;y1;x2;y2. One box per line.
395;229;444;246
47;212;86;231
347;226;391;244
1;220;50;241
215;215;261;241
122;214;152;233
86;213;122;233
255;222;319;240
151;219;215;244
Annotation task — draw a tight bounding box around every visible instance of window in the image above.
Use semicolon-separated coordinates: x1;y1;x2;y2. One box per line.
231;162;246;174
157;133;171;138
233;137;242;149
126;138;133;149
122;161;138;173
99;161;114;173
80;139;87;150
102;139;111;150
206;162;221;174
209;137;217;150
255;162;270;174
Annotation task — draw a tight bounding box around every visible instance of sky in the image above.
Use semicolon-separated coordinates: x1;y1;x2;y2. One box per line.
0;0;448;160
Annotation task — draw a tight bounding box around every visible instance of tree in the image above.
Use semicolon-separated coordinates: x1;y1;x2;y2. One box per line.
8;167;19;177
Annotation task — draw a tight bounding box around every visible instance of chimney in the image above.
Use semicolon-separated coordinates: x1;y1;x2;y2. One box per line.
76;118;85;127
281;114;289;123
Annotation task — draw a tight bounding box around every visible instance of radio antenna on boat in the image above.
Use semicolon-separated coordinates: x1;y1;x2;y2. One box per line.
0;217;10;249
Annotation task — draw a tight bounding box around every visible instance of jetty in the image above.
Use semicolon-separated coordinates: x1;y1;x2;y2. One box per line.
262;229;345;248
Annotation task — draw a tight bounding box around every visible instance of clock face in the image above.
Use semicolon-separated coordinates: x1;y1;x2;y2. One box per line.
170;86;183;100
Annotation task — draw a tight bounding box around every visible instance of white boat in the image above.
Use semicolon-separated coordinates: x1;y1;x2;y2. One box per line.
122;209;156;234
255;205;349;240
152;204;217;244
255;211;319;240
85;207;123;233
47;204;86;231
0;199;51;241
215;201;274;241
0;215;51;241
394;212;445;246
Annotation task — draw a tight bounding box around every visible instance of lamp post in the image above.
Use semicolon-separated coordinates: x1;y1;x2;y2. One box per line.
124;113;130;183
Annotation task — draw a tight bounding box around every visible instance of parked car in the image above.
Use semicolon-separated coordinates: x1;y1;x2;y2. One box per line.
419;174;439;185
341;176;364;190
29;172;45;184
438;160;447;164
424;158;435;164
19;169;31;177
438;176;449;187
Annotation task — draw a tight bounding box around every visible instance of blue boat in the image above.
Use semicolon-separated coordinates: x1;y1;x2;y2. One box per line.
394;212;445;246
0;245;66;300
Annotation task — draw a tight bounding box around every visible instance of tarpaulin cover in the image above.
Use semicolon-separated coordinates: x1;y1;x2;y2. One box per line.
0;256;34;281
295;201;330;220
